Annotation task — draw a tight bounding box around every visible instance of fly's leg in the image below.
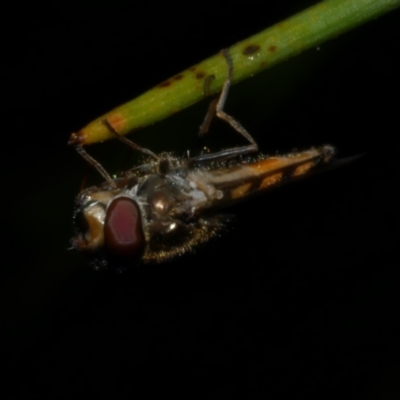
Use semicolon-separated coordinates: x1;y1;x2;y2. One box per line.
198;75;218;135
75;144;116;188
102;119;159;161
74;119;160;186
194;48;258;163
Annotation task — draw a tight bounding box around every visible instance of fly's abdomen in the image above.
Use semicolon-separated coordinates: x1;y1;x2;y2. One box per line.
190;146;335;208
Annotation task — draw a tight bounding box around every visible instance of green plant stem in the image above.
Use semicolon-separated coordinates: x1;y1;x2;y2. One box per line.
70;0;400;145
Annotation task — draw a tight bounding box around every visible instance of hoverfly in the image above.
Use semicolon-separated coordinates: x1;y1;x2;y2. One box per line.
71;50;335;268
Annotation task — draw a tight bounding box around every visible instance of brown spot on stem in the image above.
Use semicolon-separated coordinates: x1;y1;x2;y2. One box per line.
196;71;206;79
158;80;171;88
69;131;84;145
189;66;196;71
107;113;126;132
243;44;260;55
268;45;277;53
173;74;184;81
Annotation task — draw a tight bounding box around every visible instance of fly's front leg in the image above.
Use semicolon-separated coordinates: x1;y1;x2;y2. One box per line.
75;144;116;188
74;119;160;186
194;49;258;163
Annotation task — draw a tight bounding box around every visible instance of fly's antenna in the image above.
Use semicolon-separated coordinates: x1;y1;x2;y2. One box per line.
75;144;116;188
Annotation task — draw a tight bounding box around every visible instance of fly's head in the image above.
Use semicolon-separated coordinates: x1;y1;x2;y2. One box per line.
72;186;147;269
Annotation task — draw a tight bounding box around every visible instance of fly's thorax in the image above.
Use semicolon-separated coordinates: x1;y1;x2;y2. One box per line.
137;170;211;220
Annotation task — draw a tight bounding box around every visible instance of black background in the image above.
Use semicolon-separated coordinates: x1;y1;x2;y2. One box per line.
0;1;399;398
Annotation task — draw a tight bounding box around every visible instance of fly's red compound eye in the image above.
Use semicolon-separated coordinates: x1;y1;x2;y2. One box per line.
104;197;145;259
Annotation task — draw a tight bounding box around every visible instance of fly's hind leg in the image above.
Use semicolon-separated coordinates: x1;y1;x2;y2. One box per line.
194;49;258;163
